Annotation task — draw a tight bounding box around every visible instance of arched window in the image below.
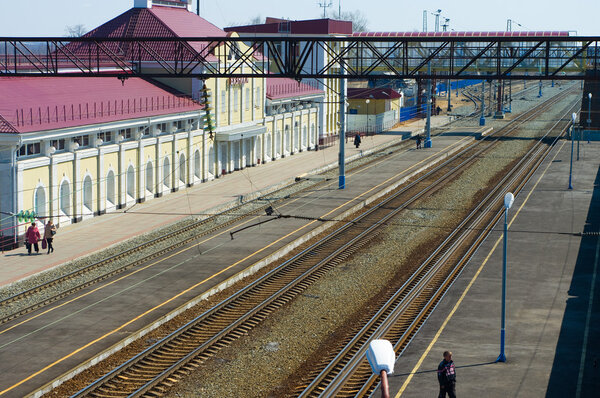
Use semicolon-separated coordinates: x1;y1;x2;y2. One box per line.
194;150;201;179
126;165;135;199
265;133;272;160
310;123;316;147
106;171;115;205
284;125;290;155
83;176;93;213
275;130;281;157
302;126;308;149
179;154;186;184
163;157;171;188
34;186;46;218
60;181;70;216
146;161;154;193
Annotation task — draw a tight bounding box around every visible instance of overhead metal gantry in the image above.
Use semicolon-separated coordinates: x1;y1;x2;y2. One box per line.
1;35;599;80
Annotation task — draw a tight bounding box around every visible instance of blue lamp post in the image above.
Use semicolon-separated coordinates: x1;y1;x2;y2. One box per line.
587;93;592;144
480;81;486;126
569;112;576;190
497;191;514;363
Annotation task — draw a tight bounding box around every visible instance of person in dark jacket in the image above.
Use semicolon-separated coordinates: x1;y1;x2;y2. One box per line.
26;222;41;255
354;133;362;148
437;351;456;398
416;134;422;149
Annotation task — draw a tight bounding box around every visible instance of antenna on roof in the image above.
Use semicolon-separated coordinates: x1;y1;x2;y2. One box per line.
318;1;332;18
196;0;200;15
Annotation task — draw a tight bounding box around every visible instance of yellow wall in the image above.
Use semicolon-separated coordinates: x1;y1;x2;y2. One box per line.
22;166;50;213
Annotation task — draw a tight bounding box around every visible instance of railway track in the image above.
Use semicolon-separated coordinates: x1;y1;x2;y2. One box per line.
67;86;579;397
0;128;427;326
295;95;580;397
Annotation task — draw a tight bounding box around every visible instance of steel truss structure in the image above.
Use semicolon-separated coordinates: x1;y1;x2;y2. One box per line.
1;36;599;80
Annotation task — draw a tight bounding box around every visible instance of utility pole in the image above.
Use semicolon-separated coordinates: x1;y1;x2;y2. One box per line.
318;1;333;18
338;0;341;19
480;80;486;126
423;10;427;32
442;18;450;32
425;62;432;148
338;51;347;189
433;9;442;32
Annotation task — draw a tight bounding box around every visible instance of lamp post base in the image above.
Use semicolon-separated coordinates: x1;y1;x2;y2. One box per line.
338;175;345;190
424;139;432;148
479;116;486;126
496;353;506;363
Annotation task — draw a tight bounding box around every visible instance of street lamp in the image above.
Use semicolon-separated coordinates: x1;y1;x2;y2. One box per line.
367;339;395;398
497;191;514;363
587;93;592;143
569;112;577;190
366;98;370;135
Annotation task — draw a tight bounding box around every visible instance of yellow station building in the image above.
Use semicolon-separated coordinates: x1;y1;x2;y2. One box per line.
0;0;326;248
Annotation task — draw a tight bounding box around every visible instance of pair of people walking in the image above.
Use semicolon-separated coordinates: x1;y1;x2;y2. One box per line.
25;220;57;255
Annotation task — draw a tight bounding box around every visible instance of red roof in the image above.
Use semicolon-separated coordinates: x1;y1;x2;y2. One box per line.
0;76;202;134
67;5;226;62
266;78;323;100
226;18;352;35
352;31;570;38
347;87;401;100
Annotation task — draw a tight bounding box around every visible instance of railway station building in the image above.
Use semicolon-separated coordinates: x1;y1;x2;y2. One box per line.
0;0;324;248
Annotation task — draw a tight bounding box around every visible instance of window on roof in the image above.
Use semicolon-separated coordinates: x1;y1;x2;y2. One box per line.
97;132;113;143
50;139;66;151
73;135;90;147
17;142;41;158
119;128;132;140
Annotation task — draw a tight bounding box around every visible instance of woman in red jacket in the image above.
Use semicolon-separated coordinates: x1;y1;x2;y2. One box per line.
26;222;41;255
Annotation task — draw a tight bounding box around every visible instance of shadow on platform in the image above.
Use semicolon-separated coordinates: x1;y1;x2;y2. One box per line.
546;165;600;397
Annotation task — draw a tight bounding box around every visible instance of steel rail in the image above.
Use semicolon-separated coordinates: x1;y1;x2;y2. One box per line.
68;86;578;398
0;136;423;325
302;98;579;398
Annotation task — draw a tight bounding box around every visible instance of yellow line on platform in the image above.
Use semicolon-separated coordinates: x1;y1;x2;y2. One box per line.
0;138;469;395
394;141;566;397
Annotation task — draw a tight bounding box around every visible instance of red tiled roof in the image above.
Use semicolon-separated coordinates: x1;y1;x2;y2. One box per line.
347;87;401;100
352;31;570;38
67;5;226;62
226;18;352;35
266;78;323;100
0;76;202;134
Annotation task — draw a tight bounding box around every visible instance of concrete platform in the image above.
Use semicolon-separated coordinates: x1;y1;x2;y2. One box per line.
0;120;474;397
386;140;600;397
0;116;448;289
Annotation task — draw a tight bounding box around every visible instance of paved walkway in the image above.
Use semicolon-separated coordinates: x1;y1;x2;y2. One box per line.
385;140;600;397
0;116;450;288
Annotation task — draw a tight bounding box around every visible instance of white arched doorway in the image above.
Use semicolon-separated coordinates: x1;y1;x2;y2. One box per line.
34;186;46;220
274;130;281;158
126;165;135;202
208;144;215;178
302;126;308;150
163;157;171;191
179;154;186;186
83;175;93;218
106;170;116;211
310;123;316;148
284;125;290;156
146;161;154;195
194;150;201;181
265;133;272;161
59;180;71;225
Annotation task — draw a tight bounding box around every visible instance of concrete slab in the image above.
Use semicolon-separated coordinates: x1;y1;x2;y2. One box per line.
386;140;600;397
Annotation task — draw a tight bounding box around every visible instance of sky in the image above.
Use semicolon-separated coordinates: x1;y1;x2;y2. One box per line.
0;0;598;37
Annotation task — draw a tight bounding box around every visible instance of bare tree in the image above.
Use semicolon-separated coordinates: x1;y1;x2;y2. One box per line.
65;24;87;37
328;10;369;32
248;15;263;25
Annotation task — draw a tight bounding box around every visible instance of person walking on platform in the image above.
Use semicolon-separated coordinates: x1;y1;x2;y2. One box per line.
25;222;41;255
416;134;422;149
44;219;57;254
354;133;362;148
437;351;456;398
